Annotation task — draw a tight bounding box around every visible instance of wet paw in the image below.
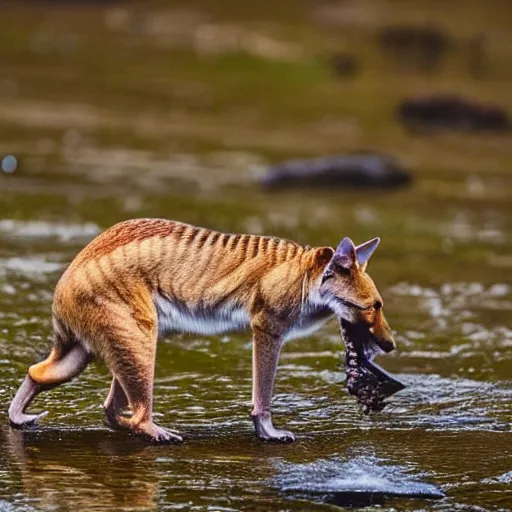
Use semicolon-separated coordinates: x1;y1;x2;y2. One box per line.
259;429;296;443
252;413;296;443
139;423;183;444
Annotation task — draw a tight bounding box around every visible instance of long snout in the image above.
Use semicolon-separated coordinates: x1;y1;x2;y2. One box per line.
370;312;396;353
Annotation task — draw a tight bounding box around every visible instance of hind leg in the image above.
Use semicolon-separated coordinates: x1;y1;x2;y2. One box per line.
99;311;182;444
108;343;182;444
103;377;130;429
8;344;92;428
103;377;181;438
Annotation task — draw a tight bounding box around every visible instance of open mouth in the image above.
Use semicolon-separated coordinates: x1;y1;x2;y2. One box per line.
339;319;405;414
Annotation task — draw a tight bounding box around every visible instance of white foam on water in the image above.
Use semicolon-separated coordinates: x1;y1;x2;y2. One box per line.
481;471;512;484
276;456;444;498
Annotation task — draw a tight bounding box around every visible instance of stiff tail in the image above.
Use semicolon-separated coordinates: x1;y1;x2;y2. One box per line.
8;375;49;428
8;317;92;428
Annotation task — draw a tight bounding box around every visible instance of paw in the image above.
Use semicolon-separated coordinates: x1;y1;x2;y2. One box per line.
259;428;296;443
252;413;296;443
139;423;183;444
150;426;183;444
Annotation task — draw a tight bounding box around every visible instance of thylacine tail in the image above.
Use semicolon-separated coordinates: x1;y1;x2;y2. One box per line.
8;315;92;428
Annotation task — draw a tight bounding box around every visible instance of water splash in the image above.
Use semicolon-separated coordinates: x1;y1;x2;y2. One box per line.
276;456;444;507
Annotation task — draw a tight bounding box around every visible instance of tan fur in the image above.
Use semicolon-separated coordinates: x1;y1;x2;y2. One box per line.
10;218;394;443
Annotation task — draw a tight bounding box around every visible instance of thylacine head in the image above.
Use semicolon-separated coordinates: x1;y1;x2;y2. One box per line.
312;236;395;354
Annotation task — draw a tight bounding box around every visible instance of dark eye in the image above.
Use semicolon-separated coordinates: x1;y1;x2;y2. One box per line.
321;270;334;284
374;300;383;311
333;263;350;276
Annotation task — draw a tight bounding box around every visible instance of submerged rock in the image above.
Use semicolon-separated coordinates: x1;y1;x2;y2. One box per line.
396;94;511;133
258;153;411;190
277;456;445;507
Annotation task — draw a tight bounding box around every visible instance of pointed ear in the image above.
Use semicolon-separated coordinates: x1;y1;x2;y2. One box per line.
315;247;334;267
355;237;380;266
333;237;356;269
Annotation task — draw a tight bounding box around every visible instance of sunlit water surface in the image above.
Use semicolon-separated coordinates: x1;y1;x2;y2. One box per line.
0;195;510;512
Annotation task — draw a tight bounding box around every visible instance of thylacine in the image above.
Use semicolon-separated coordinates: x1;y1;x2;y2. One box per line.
8;218;395;443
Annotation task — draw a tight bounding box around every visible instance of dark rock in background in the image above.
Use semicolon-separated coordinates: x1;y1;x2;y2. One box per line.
258;152;412;190
396;94;511;133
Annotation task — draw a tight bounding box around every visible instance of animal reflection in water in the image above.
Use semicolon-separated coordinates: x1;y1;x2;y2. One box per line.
3;428;157;511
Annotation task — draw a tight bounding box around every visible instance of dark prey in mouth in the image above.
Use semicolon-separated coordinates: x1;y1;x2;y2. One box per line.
339;318;405;414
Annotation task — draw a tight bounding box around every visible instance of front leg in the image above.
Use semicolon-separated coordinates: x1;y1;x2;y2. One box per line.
251;324;295;443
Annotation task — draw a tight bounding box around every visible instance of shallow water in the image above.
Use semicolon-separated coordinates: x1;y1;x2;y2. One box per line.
1;1;512;511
